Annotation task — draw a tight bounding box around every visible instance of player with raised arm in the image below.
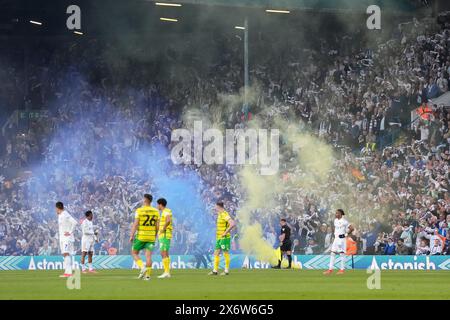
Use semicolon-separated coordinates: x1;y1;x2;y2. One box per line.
56;201;78;278
156;198;173;278
208;201;236;276
81;210;97;273
323;209;350;275
129;194;160;280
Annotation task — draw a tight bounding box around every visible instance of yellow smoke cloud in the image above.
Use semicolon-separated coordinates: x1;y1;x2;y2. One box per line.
236;166;283;265
178;84;387;264
239;224;279;265
235;117;335;265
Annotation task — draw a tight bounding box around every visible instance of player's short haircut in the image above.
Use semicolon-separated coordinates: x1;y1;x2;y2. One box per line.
157;198;167;207
55;202;64;210
144;194;153;202
280;218;287;222
337;209;345;215
216;201;224;208
85;210;93;217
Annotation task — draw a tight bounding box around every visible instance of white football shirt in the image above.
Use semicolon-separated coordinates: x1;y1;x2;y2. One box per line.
81;219;95;238
334;217;349;237
58;210;78;242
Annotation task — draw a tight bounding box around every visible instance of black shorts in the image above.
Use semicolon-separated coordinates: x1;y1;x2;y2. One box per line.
280;240;292;252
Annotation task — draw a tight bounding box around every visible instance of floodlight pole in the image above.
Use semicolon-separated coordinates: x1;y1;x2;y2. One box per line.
244;17;249;114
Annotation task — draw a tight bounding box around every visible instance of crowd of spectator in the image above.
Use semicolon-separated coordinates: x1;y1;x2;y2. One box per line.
247;15;450;256
0;13;449;257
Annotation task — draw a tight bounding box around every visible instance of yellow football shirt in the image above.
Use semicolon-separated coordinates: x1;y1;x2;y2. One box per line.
135;205;160;242
158;208;173;239
216;210;232;240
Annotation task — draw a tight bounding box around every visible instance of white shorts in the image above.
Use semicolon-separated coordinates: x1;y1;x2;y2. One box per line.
81;237;95;252
60;239;74;255
331;237;346;254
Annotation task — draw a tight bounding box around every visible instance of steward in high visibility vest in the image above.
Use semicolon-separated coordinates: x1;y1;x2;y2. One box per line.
346;224;357;256
346;236;358;256
365;142;376;152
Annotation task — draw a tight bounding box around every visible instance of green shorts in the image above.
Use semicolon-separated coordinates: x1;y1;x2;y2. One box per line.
159;237;171;251
132;239;155;252
215;238;231;251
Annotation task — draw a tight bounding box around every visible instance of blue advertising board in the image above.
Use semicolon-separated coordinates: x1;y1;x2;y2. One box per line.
0;255;449;271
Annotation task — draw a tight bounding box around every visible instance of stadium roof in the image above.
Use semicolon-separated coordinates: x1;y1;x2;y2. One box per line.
148;0;417;12
0;0;424;38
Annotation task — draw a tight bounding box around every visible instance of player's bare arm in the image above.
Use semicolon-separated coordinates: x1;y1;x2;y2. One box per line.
347;224;354;235
129;219;139;242
155;219;160;239
161;214;171;233
221;218;235;237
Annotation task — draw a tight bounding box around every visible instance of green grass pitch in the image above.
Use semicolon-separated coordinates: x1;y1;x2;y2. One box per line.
0;269;449;300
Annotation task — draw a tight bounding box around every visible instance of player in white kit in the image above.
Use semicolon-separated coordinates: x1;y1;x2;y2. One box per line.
323;209;350;275
56;202;78;278
81;210;98;273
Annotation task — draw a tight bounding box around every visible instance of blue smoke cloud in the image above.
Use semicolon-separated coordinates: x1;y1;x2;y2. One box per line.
135;143;215;243
24;76;215;252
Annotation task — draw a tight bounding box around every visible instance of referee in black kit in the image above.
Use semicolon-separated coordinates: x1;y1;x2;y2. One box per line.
274;218;292;269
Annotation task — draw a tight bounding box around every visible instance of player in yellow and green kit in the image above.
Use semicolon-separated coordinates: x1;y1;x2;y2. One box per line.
209;201;235;276
129;194;160;280
156;198;172;278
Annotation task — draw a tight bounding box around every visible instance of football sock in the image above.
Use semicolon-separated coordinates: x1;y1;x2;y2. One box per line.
213;255;220;272
287;255;292;268
329;252;336;270
146;268;151;277
163;257;170;273
136;259;144;270
340;254;345;270
224;252;230;271
64;255;72;274
88;263;93;270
